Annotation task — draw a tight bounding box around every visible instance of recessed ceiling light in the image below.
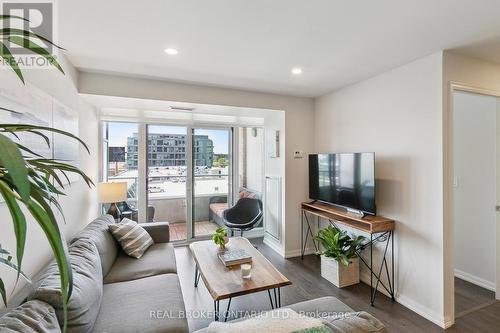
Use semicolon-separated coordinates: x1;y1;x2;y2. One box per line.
164;48;179;55
291;67;303;75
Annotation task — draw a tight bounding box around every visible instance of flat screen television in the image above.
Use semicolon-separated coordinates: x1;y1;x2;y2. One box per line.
309;153;376;215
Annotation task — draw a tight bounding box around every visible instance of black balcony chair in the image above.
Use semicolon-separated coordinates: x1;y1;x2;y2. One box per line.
115;201;155;222
223;198;263;237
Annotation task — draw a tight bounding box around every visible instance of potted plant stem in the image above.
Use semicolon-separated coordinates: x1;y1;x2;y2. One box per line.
315;226;365;288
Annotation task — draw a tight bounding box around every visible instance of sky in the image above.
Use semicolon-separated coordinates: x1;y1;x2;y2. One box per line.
107;122;229;154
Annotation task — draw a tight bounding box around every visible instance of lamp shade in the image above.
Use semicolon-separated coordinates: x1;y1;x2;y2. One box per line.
98;182;127;203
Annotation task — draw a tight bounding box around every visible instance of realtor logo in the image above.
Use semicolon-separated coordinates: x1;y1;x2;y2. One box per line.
2;1;54;54
0;0;58;70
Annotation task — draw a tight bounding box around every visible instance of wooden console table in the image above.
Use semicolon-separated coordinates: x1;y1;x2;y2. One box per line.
301;201;395;305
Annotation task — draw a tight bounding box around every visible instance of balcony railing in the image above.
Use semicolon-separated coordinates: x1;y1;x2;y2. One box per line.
107;173;229;224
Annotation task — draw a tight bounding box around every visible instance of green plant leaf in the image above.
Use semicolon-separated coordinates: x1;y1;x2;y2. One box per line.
16;142;43;158
7;36;64;74
0;15;29;21
0;133;30;201
0;43;24;83
0;180;27;283
0;257;30;281
0;124;90;153
0;28;65;50
26;198;72;332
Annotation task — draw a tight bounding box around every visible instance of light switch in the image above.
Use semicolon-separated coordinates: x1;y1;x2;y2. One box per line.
294;151;304;159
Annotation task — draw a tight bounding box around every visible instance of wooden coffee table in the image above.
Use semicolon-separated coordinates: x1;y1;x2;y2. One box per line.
189;237;291;321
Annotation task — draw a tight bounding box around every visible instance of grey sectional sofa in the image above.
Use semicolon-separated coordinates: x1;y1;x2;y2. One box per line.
0;215;189;333
0;214;385;333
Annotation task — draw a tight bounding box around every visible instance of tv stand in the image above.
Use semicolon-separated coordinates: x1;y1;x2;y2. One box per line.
346;207;365;218
300;201;395;305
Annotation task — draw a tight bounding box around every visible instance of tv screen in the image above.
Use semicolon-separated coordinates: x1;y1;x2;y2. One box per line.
309;153;376;215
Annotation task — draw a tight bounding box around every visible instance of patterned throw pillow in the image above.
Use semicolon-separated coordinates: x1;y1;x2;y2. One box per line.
109;218;154;258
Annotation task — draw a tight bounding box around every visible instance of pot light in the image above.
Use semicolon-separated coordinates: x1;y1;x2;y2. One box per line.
164;48;179;55
291;67;303;75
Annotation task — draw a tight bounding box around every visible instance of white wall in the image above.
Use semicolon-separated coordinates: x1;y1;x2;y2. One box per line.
452;91;496;290
0;57;99;301
314;53;446;326
244;128;264;193
78;72;315;256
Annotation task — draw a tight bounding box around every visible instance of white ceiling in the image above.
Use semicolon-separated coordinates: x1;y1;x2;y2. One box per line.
60;0;500;97
451;36;500;65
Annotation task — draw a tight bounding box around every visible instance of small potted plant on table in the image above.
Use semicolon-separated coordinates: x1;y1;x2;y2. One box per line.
315;226;365;288
212;227;229;251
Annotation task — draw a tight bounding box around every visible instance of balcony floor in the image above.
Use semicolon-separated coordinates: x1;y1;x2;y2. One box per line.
169;221;219;241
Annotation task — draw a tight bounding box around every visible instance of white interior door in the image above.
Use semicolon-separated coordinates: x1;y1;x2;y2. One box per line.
453;91;497;294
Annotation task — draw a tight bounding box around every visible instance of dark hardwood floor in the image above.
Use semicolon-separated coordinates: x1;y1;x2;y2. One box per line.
175;239;500;332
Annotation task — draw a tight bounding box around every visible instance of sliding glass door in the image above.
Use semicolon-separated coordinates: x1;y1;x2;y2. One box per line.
146;125;188;241
102;122;141;218
102;122;233;242
192;128;232;238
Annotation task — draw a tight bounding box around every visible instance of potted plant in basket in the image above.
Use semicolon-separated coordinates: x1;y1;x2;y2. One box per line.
315;226;365;288
212;227;229;251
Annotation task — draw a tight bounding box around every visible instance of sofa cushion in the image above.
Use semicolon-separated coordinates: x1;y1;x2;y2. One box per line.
109;218;154;259
92;274;188;333
104;242;177;284
71;214;118;276
0;300;61;333
30;240;103;333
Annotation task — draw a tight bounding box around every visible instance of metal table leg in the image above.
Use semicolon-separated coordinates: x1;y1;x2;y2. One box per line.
370;233;373;306
214;300;219;321
268;289;275;309
194;264;201;287
223;298;232;322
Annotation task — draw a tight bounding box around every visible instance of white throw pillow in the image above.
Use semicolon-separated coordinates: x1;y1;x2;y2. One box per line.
109;218;154;258
207;308;323;333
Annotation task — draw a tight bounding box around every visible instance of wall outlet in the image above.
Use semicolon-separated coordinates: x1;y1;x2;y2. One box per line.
294;150;304;159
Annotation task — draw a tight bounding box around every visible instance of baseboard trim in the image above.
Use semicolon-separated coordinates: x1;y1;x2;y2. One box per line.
284;247;316;258
396;294;448;328
263;237;285;257
454;269;496;292
359;273;448;328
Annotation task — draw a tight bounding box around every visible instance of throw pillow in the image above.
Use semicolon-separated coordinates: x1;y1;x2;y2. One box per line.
0;300;61;333
321;311;387;333
29;240;103;333
109;218;154;258
207;308;323;333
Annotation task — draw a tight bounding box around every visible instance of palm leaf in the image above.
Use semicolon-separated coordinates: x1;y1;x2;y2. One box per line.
0;43;24;83
0;181;27;283
0;28;65;50
0;257;30;281
0;124;90;153
7;36;64;74
26;198;72;331
0;15;29;21
0;134;30;201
